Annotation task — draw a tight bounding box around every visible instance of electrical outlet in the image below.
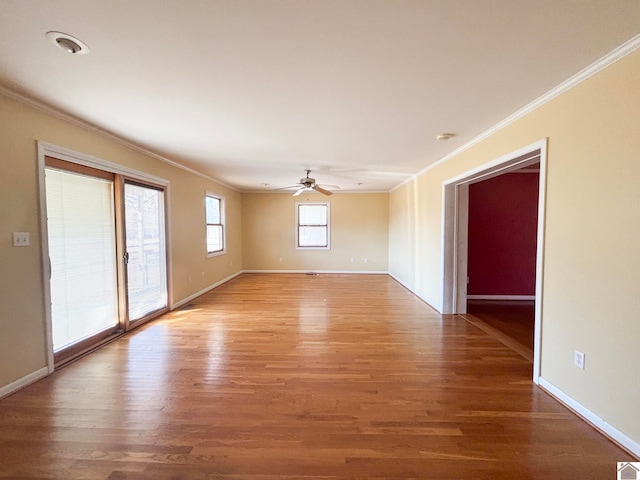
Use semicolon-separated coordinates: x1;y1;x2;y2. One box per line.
12;232;30;247
364;258;368;263
279;257;283;263
574;350;585;369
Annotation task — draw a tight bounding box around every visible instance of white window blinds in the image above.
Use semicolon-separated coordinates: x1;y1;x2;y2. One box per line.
45;168;119;351
297;203;329;248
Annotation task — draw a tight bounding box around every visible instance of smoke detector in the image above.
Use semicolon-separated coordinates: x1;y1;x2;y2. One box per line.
437;133;455;141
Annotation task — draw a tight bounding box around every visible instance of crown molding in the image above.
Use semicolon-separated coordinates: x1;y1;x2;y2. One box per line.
391;33;640;192
0;84;238;192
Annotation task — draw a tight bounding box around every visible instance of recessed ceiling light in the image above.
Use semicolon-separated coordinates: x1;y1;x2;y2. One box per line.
437;133;455;141
46;31;90;55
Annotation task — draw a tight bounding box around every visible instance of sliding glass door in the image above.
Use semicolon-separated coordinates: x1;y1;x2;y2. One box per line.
45;163;119;356
124;181;167;322
44;157;169;364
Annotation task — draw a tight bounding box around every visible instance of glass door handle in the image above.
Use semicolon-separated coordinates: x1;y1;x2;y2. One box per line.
123;251;129;264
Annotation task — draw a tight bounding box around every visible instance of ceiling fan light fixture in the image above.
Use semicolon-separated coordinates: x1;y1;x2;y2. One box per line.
274;170;334;196
46;31;90;55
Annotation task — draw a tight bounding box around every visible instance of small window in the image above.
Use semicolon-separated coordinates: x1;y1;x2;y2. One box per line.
297;203;330;249
206;193;225;255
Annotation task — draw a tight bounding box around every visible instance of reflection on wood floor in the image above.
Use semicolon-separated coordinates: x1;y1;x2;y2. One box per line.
0;274;632;479
464;300;535;362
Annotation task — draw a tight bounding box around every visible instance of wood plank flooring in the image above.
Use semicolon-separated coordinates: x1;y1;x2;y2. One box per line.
0;274;633;479
463;300;535;362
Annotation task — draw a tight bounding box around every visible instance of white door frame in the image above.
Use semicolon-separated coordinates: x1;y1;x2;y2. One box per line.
441;138;548;383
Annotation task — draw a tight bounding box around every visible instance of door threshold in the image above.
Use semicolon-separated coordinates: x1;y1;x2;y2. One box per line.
460;313;534;362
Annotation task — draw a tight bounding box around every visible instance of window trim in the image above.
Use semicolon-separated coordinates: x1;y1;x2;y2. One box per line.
206;192;226;257
296;202;330;250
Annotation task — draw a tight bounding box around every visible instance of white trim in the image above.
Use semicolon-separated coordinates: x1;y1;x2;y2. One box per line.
391;34;640;193
4;35;640;197
171;271;243;309
243;269;388;275
467;295;536;301
38;141;174;360
205;191;227;257
388;272;441;313
454;184;469;314
0;86;238;191
0;367;49;399
441;138;547;384
538;377;640;458
440;185;455;314
443;146;542;314
532;139;549;383
164;187;174;310
443;141;543;187
245;189;388;194
39;141;169;186
441;141;544;313
295;202;331;250
36;147;55;373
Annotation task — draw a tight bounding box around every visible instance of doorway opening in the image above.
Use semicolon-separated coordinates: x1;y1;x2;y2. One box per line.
464;163;539;361
441;139;547;382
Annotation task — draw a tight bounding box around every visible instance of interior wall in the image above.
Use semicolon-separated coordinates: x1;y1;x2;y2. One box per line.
242;192;389;272
389;48;640;444
0;91;243;390
467;172;539;296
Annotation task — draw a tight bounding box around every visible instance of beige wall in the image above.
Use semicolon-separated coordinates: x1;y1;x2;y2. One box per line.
0;92;243;388
242;192;388;272
389;49;640;443
2;44;638;451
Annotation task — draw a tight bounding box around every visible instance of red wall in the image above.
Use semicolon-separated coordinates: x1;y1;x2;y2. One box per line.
467;171;539;296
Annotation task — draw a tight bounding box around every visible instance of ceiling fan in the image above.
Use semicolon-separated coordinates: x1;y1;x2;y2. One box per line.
278;170;337;196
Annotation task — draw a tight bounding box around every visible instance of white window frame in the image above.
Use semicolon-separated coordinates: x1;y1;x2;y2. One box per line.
296;202;330;250
206;192;226;257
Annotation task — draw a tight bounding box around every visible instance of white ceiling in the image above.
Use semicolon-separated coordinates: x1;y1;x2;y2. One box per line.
1;1;639;192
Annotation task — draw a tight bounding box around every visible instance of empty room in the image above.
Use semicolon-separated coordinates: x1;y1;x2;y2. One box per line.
1;1;639;479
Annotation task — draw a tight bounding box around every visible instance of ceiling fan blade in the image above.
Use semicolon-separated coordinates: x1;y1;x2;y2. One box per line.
312;184;333;196
293;187;306;196
273;185;302;191
317;184;340;190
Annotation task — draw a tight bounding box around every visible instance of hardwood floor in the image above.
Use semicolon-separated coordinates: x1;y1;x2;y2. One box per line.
463;300;535;362
0;274;633;479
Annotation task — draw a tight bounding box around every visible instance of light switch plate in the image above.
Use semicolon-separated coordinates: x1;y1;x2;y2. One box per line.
13;232;30;247
574;350;585;369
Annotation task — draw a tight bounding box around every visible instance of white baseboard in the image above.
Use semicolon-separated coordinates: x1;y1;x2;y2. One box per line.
0;366;49;399
172;271;243;309
467;295;535;301
387;272;442;313
242;269;388;275
538;377;640;458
